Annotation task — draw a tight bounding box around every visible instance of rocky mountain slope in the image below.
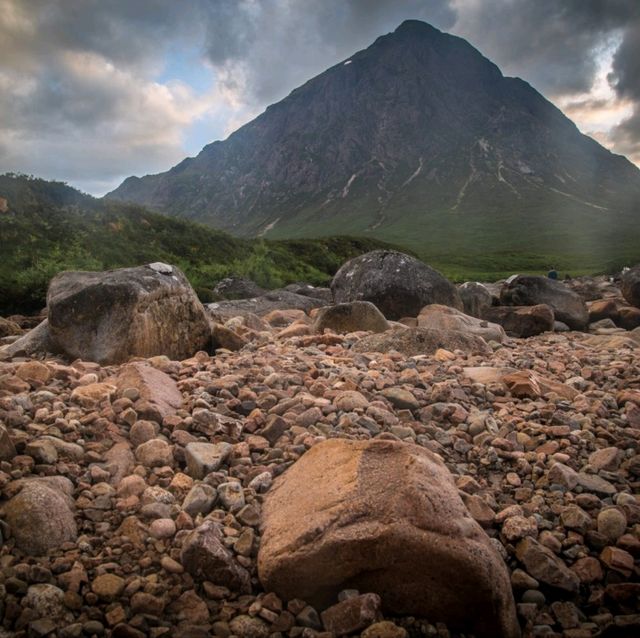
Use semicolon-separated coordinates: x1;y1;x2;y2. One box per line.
108;20;640;272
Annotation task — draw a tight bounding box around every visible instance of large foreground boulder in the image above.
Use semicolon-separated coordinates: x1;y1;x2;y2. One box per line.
417;304;506;343
500;276;588;330
482;305;555;338
621;265;640;308
353;327;491;356
47;263;210;365
258;439;519;638
312;301;389;334
331;250;462;320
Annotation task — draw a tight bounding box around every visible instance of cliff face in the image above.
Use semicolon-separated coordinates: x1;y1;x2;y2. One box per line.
108;20;640;259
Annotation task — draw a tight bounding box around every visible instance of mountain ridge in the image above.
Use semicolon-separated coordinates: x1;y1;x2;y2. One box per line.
107;20;640;269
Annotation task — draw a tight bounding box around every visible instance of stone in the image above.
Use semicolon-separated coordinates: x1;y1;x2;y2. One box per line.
129;420;158;447
417;304;506;342
46;263;211;364
228;615;269;638
312;301;389;334
0;316;21;337
597;509;627;542
458;282;493;318
502;516;538;542
115;362;182;421
353;327;491;357
515;537;580;593
149;518;176;539
588;447;622;472
362;621;409;638
500;276;588;330
135;439;173;467
71;382;116;407
16;361;51;385
182;483;217;517
334;390;369;411
600;547;634;576
621;264;640;308
503;370;578;401
91;574;125;601
208;289;322;319
180;520;250;592
560;505;592;534
24;583;70;621
0;318;54;357
184;442;232;479
0;424;17;460
211;323;247;351
217;481;245;512
258;439;519;638
380;387;419;411
548;463;579;490
482;305;555;338
212;276;265;300
320;593;382;636
3;480;77;555
571;557;603;584
331;250;462;320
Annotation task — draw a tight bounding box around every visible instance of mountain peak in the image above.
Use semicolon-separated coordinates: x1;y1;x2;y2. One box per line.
393;19;442;37
107;20;640;266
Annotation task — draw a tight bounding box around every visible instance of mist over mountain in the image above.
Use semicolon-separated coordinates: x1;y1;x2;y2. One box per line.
108;20;640;271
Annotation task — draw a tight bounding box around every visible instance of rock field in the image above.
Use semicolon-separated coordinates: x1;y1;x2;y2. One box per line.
0;258;638;638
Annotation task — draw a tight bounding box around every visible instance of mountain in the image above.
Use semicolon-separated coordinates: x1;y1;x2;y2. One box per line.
107;20;640;275
0;174;394;314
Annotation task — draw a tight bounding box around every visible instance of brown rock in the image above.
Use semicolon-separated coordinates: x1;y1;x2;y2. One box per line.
516;537;579;593
362;621;409;638
71;382;116;407
353;327;491;356
418;304;506;342
2;481;77;555
211;323;247;351
92;574;125;601
571;557;603;584
589;447;622;471
0;424;17;461
115;362;182;421
600;546;634;576
15;361;51;385
503;370;578;401
258;439;519;638
312;301;389;334
321;593;382;636
482;304;554;338
180;520;251;592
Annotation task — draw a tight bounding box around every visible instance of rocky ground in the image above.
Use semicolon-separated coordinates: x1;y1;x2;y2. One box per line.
0;312;638;638
0;260;639;638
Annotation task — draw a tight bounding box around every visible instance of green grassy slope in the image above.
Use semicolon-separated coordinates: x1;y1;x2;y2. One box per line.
0;174;396;315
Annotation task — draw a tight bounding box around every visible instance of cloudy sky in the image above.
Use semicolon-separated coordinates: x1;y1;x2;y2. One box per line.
1;0;639;195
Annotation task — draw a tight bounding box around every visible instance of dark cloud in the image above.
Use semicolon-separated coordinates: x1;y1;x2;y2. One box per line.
453;0;639;96
201;0;456;103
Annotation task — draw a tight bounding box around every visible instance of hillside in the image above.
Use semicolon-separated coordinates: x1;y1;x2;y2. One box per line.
108;20;640;277
0;174;394;314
